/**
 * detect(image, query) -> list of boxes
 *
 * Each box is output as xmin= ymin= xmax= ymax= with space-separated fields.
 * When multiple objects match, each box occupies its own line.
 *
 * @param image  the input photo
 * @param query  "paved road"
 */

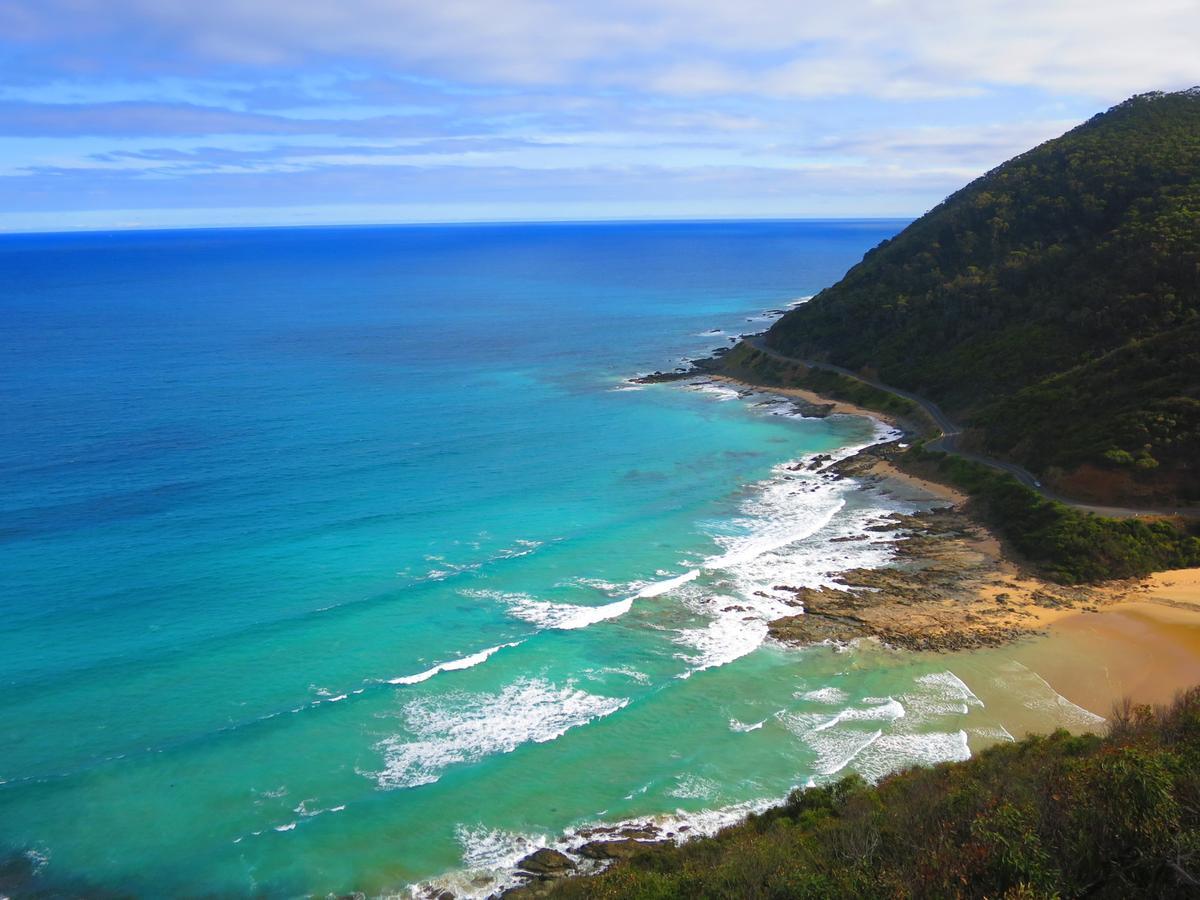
xmin=745 ymin=335 xmax=1197 ymax=520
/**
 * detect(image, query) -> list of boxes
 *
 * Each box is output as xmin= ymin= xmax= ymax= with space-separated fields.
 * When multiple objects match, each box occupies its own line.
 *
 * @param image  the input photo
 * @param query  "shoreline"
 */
xmin=708 ymin=368 xmax=1200 ymax=699
xmin=707 ymin=373 xmax=910 ymax=431
xmin=425 ymin=365 xmax=1200 ymax=899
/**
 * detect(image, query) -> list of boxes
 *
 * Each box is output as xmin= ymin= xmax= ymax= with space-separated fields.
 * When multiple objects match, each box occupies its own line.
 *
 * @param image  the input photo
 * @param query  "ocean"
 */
xmin=0 ymin=221 xmax=1103 ymax=897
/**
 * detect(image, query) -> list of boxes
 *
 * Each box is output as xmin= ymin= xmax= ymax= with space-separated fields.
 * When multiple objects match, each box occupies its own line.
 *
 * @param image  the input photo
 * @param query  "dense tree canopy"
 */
xmin=767 ymin=89 xmax=1200 ymax=504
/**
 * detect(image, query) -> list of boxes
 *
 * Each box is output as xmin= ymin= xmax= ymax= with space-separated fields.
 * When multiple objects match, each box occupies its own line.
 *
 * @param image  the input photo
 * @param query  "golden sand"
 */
xmin=717 ymin=372 xmax=1200 ymax=724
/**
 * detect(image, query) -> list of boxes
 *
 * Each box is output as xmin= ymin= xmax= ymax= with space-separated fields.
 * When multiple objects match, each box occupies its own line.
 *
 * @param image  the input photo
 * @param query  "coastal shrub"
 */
xmin=717 ymin=343 xmax=937 ymax=437
xmin=906 ymin=447 xmax=1200 ymax=583
xmin=548 ymin=690 xmax=1200 ymax=899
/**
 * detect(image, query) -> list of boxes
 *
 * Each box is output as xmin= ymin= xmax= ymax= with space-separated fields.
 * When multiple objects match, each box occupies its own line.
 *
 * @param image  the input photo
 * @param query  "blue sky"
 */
xmin=1 ymin=0 xmax=1197 ymax=231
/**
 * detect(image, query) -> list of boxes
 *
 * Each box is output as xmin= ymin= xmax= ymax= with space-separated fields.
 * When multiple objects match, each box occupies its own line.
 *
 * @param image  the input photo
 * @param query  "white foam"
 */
xmin=623 ymin=782 xmax=650 ymax=800
xmin=456 ymin=824 xmax=547 ymax=872
xmin=912 ymin=671 xmax=985 ymax=715
xmin=675 ymin=615 xmax=768 ymax=678
xmin=588 ymin=665 xmax=651 ymax=685
xmin=375 ymin=677 xmax=627 ymax=790
xmin=386 ymin=642 xmax=521 ymax=686
xmin=993 ymin=661 xmax=1106 ymax=727
xmin=668 ymin=447 xmax=910 ymax=676
xmin=969 ymin=725 xmax=1016 ymax=743
xmin=730 ymin=718 xmax=767 ymax=732
xmin=800 ymin=687 xmax=849 ymax=704
xmin=854 ymin=730 xmax=972 ymax=782
xmin=415 ymin=795 xmax=784 ymax=899
xmin=633 ymin=569 xmax=701 ymax=598
xmin=688 ymin=381 xmax=744 ymax=402
xmin=24 ymin=848 xmax=49 ymax=876
xmin=293 ymin=799 xmax=347 ymax=819
xmin=502 ymin=595 xmax=634 ymax=630
xmin=497 ymin=539 xmax=543 ymax=560
xmin=780 ymin=676 xmax=983 ymax=782
xmin=783 ymin=697 xmax=911 ymax=777
xmin=472 ymin=571 xmax=700 ymax=635
xmin=569 ymin=576 xmax=622 ymax=593
xmin=669 ymin=774 xmax=721 ymax=799
xmin=411 ymin=825 xmax=550 ymax=899
xmin=781 ymin=712 xmax=885 ymax=776
xmin=273 ymin=822 xmax=296 ymax=832
xmin=812 ymin=697 xmax=905 ymax=732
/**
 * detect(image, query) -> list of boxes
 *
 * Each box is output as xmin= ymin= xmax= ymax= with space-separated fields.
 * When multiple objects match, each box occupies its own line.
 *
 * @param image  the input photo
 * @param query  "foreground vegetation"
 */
xmin=767 ymin=89 xmax=1200 ymax=504
xmin=548 ymin=689 xmax=1200 ymax=899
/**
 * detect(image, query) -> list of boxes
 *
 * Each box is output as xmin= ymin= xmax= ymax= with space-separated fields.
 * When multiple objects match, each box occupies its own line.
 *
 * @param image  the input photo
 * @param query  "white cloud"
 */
xmin=1 ymin=0 xmax=1196 ymax=226
xmin=6 ymin=0 xmax=1197 ymax=100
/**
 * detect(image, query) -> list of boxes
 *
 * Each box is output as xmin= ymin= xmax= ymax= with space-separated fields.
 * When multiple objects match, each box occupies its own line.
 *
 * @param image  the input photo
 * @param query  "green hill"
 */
xmin=766 ymin=89 xmax=1200 ymax=506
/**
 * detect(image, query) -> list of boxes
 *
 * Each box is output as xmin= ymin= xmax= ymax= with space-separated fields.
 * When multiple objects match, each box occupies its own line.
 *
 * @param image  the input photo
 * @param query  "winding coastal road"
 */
xmin=744 ymin=335 xmax=1198 ymax=520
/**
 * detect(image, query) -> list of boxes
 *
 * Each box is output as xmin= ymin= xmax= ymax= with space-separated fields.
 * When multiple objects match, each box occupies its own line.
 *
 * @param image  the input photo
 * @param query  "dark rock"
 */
xmin=575 ymin=839 xmax=670 ymax=860
xmin=617 ymin=826 xmax=659 ymax=840
xmin=516 ymin=848 xmax=576 ymax=877
xmin=631 ymin=370 xmax=693 ymax=384
xmin=500 ymin=882 xmax=556 ymax=899
xmin=768 ymin=613 xmax=867 ymax=645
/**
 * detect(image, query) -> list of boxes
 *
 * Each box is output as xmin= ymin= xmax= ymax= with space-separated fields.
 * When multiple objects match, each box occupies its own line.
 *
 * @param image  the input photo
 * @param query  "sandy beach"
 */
xmin=714 ymin=373 xmax=1200 ymax=720
xmin=1023 ymin=573 xmax=1200 ymax=710
xmin=709 ymin=373 xmax=910 ymax=431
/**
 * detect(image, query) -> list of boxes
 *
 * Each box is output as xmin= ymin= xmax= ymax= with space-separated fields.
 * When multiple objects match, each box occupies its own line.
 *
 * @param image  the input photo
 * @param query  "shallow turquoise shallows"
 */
xmin=0 ymin=222 xmax=1099 ymax=898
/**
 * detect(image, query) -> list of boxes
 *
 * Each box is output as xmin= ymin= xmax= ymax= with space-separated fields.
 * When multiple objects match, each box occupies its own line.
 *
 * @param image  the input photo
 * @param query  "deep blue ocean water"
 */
xmin=1 ymin=221 xmax=1095 ymax=898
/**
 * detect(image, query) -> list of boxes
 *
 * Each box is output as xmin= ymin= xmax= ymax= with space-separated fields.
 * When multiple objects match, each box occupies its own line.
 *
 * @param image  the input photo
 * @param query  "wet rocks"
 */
xmin=630 ymin=370 xmax=694 ymax=384
xmin=768 ymin=613 xmax=869 ymax=645
xmin=786 ymin=400 xmax=834 ymax=419
xmin=516 ymin=849 xmax=576 ymax=878
xmin=499 ymin=882 xmax=556 ymax=899
xmin=763 ymin=503 xmax=1120 ymax=653
xmin=576 ymin=839 xmax=669 ymax=860
xmin=787 ymin=451 xmax=836 ymax=471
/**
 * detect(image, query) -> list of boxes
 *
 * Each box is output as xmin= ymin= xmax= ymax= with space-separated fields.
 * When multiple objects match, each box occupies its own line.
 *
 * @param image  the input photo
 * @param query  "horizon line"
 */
xmin=0 ymin=214 xmax=917 ymax=239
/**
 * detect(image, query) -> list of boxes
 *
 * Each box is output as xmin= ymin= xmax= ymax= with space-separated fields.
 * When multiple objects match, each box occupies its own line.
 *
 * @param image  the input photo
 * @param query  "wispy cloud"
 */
xmin=0 ymin=0 xmax=1196 ymax=227
xmin=0 ymin=101 xmax=465 ymax=138
xmin=6 ymin=0 xmax=1197 ymax=97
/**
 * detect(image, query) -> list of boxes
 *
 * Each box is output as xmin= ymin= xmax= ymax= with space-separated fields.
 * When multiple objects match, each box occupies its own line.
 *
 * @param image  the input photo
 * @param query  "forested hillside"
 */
xmin=766 ymin=89 xmax=1200 ymax=505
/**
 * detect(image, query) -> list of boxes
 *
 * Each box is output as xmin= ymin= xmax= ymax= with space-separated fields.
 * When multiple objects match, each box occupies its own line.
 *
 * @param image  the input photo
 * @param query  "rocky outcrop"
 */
xmin=767 ymin=504 xmax=1119 ymax=652
xmin=575 ymin=838 xmax=670 ymax=860
xmin=515 ymin=849 xmax=576 ymax=877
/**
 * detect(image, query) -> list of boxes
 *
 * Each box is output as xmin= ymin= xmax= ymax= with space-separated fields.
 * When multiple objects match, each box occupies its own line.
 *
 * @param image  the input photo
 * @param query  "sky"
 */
xmin=1 ymin=0 xmax=1198 ymax=231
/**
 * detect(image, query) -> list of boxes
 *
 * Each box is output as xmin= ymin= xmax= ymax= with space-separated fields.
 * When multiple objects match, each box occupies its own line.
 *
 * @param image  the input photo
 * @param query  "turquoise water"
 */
xmin=0 ymin=222 xmax=1102 ymax=897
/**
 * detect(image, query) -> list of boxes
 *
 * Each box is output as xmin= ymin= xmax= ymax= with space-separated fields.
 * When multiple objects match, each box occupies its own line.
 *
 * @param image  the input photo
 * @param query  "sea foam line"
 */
xmin=375 ymin=677 xmax=628 ymax=790
xmin=387 ymin=642 xmax=523 ymax=686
